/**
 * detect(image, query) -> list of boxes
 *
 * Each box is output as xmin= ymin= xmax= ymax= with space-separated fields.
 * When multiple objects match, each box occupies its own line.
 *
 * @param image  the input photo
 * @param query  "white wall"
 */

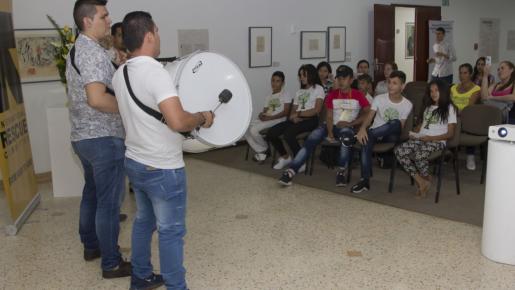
xmin=394 ymin=7 xmax=415 ymax=82
xmin=14 ymin=0 xmax=515 ymax=174
xmin=442 ymin=0 xmax=515 ymax=79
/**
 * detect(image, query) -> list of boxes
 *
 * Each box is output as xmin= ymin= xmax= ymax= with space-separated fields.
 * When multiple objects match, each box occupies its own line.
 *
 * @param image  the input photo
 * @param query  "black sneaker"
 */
xmin=278 ymin=169 xmax=294 ymax=186
xmin=102 ymin=260 xmax=132 ymax=279
xmin=336 ymin=170 xmax=347 ymax=187
xmin=351 ymin=179 xmax=370 ymax=193
xmin=130 ymin=273 xmax=164 ymax=290
xmin=84 ymin=248 xmax=101 ymax=261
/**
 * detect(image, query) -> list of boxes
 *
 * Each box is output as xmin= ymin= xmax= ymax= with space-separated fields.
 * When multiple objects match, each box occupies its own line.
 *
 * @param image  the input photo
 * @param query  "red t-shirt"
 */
xmin=325 ymin=89 xmax=369 ymax=109
xmin=325 ymin=89 xmax=370 ymax=124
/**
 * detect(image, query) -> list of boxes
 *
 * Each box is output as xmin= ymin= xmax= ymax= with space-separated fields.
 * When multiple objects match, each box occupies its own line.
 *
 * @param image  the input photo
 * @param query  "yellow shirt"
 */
xmin=451 ymin=84 xmax=480 ymax=111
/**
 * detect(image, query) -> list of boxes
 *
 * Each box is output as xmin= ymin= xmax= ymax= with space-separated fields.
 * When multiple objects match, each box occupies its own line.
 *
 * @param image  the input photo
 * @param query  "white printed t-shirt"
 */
xmin=419 ymin=104 xmax=457 ymax=144
xmin=263 ymin=90 xmax=291 ymax=117
xmin=370 ymin=93 xmax=413 ymax=129
xmin=293 ymin=84 xmax=325 ymax=112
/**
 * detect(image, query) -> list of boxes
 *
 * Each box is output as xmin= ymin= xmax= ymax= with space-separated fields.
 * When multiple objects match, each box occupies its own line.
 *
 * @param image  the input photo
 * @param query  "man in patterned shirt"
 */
xmin=66 ymin=0 xmax=130 ymax=278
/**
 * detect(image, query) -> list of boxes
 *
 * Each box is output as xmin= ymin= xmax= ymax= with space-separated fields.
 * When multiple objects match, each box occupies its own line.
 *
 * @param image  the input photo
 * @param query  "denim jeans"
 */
xmin=71 ymin=136 xmax=125 ymax=270
xmin=360 ymin=120 xmax=401 ymax=179
xmin=125 ymin=158 xmax=188 ymax=290
xmin=431 ymin=74 xmax=453 ymax=85
xmin=289 ymin=125 xmax=356 ymax=172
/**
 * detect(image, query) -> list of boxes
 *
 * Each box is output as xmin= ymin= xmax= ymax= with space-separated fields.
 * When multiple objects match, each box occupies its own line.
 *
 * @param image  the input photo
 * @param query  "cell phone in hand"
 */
xmin=486 ymin=56 xmax=492 ymax=66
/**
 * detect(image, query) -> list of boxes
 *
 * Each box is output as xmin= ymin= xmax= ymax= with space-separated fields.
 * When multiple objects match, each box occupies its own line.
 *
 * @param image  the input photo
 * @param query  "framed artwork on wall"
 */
xmin=300 ymin=31 xmax=327 ymax=59
xmin=14 ymin=29 xmax=61 ymax=83
xmin=405 ymin=22 xmax=415 ymax=59
xmin=249 ymin=26 xmax=272 ymax=68
xmin=327 ymin=26 xmax=346 ymax=63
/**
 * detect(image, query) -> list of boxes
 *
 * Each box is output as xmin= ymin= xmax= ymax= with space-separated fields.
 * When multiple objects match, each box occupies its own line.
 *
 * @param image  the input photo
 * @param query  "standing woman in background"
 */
xmin=481 ymin=61 xmax=515 ymax=124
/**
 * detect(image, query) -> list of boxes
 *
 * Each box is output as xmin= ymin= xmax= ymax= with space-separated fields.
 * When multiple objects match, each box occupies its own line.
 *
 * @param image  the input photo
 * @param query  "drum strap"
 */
xmin=70 ymin=45 xmax=116 ymax=96
xmin=123 ymin=65 xmax=167 ymax=124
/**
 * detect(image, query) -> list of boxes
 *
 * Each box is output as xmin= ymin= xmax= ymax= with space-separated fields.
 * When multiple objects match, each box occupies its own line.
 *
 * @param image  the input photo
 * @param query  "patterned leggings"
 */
xmin=394 ymin=140 xmax=445 ymax=177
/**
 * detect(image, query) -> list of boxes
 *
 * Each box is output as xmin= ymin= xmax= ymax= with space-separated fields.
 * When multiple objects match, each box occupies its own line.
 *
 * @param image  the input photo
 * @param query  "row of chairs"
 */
xmin=245 ymin=82 xmax=503 ymax=202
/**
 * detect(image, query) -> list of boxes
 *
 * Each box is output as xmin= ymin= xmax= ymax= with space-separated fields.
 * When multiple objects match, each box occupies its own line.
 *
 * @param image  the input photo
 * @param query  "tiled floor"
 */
xmin=1 ymin=158 xmax=515 ymax=290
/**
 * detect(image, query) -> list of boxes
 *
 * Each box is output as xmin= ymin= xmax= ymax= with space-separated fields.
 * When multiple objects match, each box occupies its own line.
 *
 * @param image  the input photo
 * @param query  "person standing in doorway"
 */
xmin=427 ymin=27 xmax=456 ymax=84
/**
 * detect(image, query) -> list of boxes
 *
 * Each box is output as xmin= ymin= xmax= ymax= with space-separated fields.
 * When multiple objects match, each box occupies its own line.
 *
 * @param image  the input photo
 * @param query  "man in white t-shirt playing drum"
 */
xmin=354 ymin=70 xmax=413 ymax=193
xmin=112 ymin=11 xmax=214 ymax=290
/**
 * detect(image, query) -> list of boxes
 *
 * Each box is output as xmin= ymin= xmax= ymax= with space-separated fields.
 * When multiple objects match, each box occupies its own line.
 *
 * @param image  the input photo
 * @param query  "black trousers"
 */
xmin=266 ymin=118 xmax=319 ymax=157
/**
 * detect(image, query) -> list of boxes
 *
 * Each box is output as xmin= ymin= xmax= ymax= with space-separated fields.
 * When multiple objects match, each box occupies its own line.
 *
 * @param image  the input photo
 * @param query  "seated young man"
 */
xmin=279 ymin=65 xmax=370 ymax=186
xmin=352 ymin=70 xmax=413 ymax=193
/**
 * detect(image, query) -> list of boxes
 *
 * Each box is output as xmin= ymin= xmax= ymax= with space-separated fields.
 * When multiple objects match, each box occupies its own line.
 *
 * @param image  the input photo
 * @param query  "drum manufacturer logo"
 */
xmin=192 ymin=61 xmax=203 ymax=74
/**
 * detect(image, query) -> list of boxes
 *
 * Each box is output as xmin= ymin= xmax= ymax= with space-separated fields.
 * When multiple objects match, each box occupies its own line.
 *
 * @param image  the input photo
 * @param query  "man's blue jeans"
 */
xmin=125 ymin=158 xmax=188 ymax=290
xmin=360 ymin=120 xmax=401 ymax=179
xmin=71 ymin=136 xmax=125 ymax=270
xmin=289 ymin=125 xmax=356 ymax=172
xmin=431 ymin=74 xmax=453 ymax=85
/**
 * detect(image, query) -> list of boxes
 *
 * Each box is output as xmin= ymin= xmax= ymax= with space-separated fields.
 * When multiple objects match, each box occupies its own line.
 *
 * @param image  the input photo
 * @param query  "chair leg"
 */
xmin=245 ymin=143 xmax=250 ymax=161
xmin=310 ymin=148 xmax=316 ymax=176
xmin=435 ymin=153 xmax=445 ymax=203
xmin=480 ymin=143 xmax=487 ymax=185
xmin=270 ymin=147 xmax=276 ymax=168
xmin=305 ymin=153 xmax=310 ymax=176
xmin=346 ymin=154 xmax=352 ymax=184
xmin=453 ymin=148 xmax=460 ymax=195
xmin=388 ymin=159 xmax=397 ymax=193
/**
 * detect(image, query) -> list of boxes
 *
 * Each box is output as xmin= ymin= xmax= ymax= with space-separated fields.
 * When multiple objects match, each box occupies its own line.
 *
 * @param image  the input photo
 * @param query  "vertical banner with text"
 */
xmin=0 ymin=0 xmax=39 ymax=229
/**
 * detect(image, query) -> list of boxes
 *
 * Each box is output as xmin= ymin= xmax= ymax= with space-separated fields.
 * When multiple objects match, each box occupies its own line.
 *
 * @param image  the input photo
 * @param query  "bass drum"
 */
xmin=164 ymin=51 xmax=252 ymax=153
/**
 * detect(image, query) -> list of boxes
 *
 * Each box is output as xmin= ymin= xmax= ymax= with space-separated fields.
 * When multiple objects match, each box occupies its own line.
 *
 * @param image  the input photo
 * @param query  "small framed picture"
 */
xmin=327 ymin=26 xmax=346 ymax=63
xmin=249 ymin=27 xmax=272 ymax=68
xmin=14 ymin=29 xmax=61 ymax=83
xmin=405 ymin=22 xmax=415 ymax=59
xmin=300 ymin=31 xmax=327 ymax=59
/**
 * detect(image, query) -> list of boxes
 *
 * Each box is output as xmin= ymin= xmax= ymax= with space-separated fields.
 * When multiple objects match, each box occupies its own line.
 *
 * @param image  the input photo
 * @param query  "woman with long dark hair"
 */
xmin=395 ymin=80 xmax=457 ymax=198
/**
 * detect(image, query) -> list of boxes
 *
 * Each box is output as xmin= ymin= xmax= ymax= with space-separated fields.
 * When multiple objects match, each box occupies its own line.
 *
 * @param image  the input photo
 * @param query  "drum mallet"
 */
xmin=212 ymin=89 xmax=233 ymax=113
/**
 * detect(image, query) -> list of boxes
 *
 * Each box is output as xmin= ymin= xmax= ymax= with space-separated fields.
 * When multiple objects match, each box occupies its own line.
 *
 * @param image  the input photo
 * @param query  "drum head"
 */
xmin=165 ymin=52 xmax=252 ymax=147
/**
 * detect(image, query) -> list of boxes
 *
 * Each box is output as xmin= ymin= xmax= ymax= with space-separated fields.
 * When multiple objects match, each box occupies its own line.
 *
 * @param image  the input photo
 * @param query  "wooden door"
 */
xmin=373 ymin=4 xmax=395 ymax=82
xmin=414 ymin=6 xmax=441 ymax=81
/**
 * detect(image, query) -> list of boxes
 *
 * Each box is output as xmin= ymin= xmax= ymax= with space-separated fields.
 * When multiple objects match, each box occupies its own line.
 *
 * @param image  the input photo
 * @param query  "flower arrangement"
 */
xmin=47 ymin=15 xmax=75 ymax=84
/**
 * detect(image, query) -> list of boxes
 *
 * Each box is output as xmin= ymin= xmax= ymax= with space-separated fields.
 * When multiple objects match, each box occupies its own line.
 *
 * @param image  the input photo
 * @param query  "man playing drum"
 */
xmin=112 ymin=11 xmax=214 ymax=290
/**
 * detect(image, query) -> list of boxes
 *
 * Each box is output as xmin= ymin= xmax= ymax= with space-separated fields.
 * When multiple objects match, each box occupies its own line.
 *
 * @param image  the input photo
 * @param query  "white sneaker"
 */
xmin=298 ymin=163 xmax=306 ymax=173
xmin=273 ymin=157 xmax=292 ymax=170
xmin=466 ymin=155 xmax=476 ymax=171
xmin=253 ymin=153 xmax=267 ymax=162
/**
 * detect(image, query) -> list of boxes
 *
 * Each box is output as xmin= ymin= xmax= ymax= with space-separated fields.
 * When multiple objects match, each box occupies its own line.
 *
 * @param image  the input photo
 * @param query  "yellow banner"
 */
xmin=0 ymin=0 xmax=38 ymax=220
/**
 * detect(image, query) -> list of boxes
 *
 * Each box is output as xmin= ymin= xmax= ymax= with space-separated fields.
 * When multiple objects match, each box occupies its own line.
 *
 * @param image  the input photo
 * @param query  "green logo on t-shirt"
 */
xmin=267 ymin=98 xmax=281 ymax=112
xmin=298 ymin=92 xmax=310 ymax=109
xmin=383 ymin=107 xmax=400 ymax=122
xmin=423 ymin=110 xmax=440 ymax=129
